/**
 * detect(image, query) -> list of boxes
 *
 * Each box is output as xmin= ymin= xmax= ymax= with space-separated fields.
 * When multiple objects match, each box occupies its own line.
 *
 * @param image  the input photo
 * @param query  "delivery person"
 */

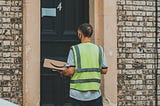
xmin=58 ymin=23 xmax=108 ymax=106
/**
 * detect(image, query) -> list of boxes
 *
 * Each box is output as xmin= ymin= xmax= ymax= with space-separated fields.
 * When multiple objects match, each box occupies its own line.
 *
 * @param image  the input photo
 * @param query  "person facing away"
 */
xmin=58 ymin=23 xmax=108 ymax=106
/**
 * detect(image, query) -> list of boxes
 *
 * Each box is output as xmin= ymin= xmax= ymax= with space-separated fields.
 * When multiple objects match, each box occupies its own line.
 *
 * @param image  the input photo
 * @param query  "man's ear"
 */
xmin=79 ymin=34 xmax=82 ymax=39
xmin=78 ymin=33 xmax=82 ymax=39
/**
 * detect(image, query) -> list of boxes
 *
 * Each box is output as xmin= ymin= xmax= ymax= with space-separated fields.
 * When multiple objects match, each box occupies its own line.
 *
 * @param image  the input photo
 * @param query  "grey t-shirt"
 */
xmin=66 ymin=48 xmax=108 ymax=101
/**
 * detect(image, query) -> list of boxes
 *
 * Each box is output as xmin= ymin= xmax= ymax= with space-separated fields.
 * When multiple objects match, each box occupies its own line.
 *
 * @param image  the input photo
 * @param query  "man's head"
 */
xmin=77 ymin=23 xmax=93 ymax=39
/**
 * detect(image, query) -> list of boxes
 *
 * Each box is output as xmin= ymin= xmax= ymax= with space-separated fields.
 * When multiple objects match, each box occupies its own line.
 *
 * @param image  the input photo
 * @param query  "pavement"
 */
xmin=0 ymin=98 xmax=19 ymax=106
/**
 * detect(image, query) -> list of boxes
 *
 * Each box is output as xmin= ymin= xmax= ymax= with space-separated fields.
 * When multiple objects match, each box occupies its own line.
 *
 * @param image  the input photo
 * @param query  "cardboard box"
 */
xmin=43 ymin=58 xmax=66 ymax=71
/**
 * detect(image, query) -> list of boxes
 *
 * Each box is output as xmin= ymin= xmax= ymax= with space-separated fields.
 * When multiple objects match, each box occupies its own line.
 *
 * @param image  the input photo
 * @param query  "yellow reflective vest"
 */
xmin=70 ymin=42 xmax=103 ymax=91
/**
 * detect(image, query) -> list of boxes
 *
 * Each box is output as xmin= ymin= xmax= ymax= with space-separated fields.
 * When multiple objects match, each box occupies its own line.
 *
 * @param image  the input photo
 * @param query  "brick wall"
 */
xmin=117 ymin=0 xmax=160 ymax=106
xmin=0 ymin=0 xmax=23 ymax=105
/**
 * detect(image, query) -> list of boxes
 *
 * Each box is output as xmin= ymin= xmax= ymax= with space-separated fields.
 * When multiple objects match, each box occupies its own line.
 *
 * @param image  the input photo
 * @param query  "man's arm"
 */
xmin=59 ymin=49 xmax=75 ymax=76
xmin=101 ymin=48 xmax=108 ymax=74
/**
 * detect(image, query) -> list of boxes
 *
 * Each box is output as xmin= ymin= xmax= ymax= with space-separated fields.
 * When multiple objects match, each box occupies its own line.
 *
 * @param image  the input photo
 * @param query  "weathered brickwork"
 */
xmin=117 ymin=0 xmax=160 ymax=106
xmin=0 ymin=0 xmax=23 ymax=105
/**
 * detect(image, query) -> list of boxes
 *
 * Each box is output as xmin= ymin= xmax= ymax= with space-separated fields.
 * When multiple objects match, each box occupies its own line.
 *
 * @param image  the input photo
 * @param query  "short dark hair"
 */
xmin=78 ymin=23 xmax=93 ymax=37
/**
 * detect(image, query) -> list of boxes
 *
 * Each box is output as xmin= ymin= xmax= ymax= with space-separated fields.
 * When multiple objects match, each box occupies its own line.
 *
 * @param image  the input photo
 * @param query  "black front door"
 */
xmin=40 ymin=0 xmax=89 ymax=106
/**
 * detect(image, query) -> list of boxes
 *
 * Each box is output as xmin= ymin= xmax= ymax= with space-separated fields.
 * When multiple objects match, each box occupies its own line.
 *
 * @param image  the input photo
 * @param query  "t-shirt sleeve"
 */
xmin=66 ymin=49 xmax=75 ymax=67
xmin=99 ymin=46 xmax=108 ymax=69
xmin=102 ymin=54 xmax=108 ymax=69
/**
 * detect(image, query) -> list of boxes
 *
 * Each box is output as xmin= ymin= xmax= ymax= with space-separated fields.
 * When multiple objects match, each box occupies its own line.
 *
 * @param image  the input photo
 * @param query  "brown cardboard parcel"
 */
xmin=43 ymin=58 xmax=66 ymax=71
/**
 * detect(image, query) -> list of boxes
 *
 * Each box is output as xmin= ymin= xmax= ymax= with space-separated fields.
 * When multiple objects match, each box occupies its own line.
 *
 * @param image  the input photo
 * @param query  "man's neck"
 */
xmin=81 ymin=37 xmax=91 ymax=43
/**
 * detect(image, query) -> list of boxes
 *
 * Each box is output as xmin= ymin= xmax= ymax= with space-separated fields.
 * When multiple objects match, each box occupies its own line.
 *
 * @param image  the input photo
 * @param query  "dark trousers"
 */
xmin=70 ymin=96 xmax=103 ymax=106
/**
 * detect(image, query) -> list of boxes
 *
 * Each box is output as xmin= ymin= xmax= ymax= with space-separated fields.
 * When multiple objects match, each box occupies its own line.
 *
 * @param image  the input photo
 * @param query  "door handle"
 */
xmin=57 ymin=2 xmax=62 ymax=11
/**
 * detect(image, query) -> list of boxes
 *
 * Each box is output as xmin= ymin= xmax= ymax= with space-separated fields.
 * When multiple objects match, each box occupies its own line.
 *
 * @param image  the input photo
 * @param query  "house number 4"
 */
xmin=57 ymin=2 xmax=62 ymax=11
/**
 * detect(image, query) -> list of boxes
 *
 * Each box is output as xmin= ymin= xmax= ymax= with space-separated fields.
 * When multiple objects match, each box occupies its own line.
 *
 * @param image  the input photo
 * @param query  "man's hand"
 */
xmin=101 ymin=68 xmax=108 ymax=74
xmin=58 ymin=67 xmax=75 ymax=77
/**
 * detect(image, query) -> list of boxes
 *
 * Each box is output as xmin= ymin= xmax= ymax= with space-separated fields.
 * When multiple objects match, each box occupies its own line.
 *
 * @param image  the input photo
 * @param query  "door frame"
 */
xmin=23 ymin=0 xmax=109 ymax=105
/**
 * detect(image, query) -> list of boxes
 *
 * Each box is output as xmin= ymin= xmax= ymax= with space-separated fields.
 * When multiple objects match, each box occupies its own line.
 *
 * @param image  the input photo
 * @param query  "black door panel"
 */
xmin=41 ymin=0 xmax=89 ymax=106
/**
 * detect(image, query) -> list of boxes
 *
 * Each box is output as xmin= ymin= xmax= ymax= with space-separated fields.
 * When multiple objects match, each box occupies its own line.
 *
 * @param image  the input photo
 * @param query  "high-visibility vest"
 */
xmin=70 ymin=42 xmax=103 ymax=91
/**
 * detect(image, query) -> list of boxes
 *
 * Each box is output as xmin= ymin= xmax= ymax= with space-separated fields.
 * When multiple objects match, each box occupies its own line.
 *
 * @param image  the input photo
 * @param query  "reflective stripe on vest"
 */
xmin=70 ymin=79 xmax=101 ymax=83
xmin=70 ymin=43 xmax=103 ymax=91
xmin=75 ymin=68 xmax=101 ymax=73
